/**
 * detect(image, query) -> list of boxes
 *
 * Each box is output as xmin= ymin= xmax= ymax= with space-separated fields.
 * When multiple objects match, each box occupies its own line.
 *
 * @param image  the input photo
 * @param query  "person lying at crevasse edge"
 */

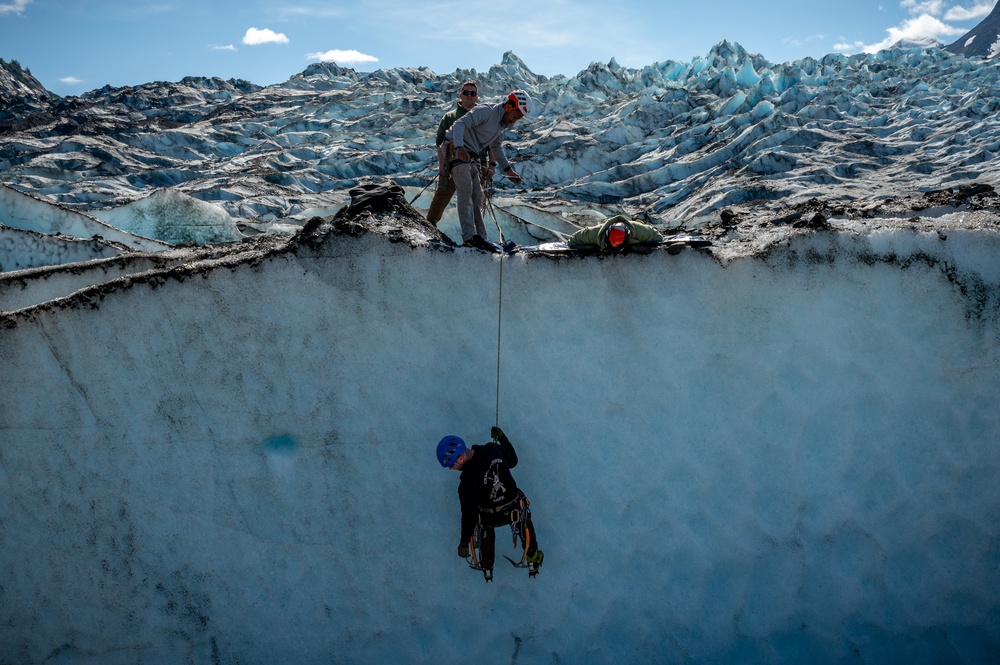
xmin=567 ymin=214 xmax=664 ymax=252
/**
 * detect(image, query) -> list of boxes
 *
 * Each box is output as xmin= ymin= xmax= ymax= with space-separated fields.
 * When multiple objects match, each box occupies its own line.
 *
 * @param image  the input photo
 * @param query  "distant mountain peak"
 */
xmin=890 ymin=36 xmax=944 ymax=50
xmin=0 ymin=58 xmax=52 ymax=102
xmin=946 ymin=1 xmax=1000 ymax=57
xmin=297 ymin=61 xmax=357 ymax=80
xmin=488 ymin=51 xmax=547 ymax=88
xmin=0 ymin=57 xmax=55 ymax=122
xmin=708 ymin=40 xmax=749 ymax=61
xmin=500 ymin=51 xmax=528 ymax=68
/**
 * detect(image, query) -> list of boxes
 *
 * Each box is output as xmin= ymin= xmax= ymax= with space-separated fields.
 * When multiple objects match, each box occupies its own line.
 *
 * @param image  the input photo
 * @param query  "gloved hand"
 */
xmin=491 ymin=426 xmax=507 ymax=443
xmin=458 ymin=542 xmax=470 ymax=558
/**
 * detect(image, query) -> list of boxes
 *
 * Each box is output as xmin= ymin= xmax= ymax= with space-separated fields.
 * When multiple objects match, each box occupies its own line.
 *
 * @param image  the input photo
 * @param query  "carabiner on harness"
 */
xmin=508 ymin=495 xmax=530 ymax=554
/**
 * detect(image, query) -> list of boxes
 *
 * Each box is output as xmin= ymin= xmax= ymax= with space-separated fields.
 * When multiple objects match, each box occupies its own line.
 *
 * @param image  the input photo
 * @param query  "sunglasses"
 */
xmin=461 ymin=90 xmax=478 ymax=96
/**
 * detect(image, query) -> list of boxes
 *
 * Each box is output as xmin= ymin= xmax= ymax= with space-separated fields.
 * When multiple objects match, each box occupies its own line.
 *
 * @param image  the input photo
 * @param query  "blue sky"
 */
xmin=1 ymin=0 xmax=995 ymax=95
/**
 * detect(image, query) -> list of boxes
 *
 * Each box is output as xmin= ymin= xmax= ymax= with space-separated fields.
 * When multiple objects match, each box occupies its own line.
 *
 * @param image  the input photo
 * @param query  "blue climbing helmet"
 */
xmin=437 ymin=435 xmax=466 ymax=468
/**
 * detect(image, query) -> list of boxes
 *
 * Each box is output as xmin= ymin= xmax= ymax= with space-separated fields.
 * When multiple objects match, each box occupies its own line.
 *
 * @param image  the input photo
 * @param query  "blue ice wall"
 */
xmin=1 ymin=229 xmax=999 ymax=663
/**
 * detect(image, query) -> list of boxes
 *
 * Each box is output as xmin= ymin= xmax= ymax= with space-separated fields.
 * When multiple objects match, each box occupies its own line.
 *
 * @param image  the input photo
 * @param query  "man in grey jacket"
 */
xmin=446 ymin=89 xmax=532 ymax=247
xmin=426 ymin=80 xmax=489 ymax=225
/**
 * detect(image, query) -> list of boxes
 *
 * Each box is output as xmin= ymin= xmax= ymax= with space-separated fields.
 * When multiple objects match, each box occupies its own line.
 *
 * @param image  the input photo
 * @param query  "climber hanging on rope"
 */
xmin=437 ymin=427 xmax=543 ymax=582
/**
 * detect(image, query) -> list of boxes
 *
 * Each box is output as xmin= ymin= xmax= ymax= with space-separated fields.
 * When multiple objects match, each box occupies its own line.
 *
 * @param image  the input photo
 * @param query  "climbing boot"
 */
xmin=526 ymin=550 xmax=544 ymax=577
xmin=464 ymin=235 xmax=497 ymax=252
xmin=483 ymin=567 xmax=493 ymax=582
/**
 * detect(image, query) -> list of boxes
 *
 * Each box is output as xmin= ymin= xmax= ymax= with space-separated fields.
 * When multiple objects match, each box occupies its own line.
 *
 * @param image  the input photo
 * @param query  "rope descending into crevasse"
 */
xmin=494 ymin=246 xmax=503 ymax=427
xmin=484 ymin=178 xmax=504 ymax=428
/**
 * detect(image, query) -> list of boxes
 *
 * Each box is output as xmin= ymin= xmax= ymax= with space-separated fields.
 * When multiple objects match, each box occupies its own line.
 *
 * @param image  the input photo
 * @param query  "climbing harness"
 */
xmin=465 ymin=495 xmax=537 ymax=581
xmin=505 ymin=495 xmax=531 ymax=562
xmin=501 ymin=495 xmax=542 ymax=578
xmin=466 ymin=524 xmax=492 ymax=582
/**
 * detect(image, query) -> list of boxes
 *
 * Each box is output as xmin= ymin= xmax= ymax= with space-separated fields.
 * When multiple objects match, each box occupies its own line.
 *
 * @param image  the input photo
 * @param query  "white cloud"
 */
xmin=212 ymin=44 xmax=237 ymax=51
xmin=782 ymin=34 xmax=828 ymax=49
xmin=306 ymin=49 xmax=379 ymax=65
xmin=59 ymin=76 xmax=83 ymax=85
xmin=242 ymin=27 xmax=289 ymax=46
xmin=901 ymin=0 xmax=945 ymax=15
xmin=864 ymin=13 xmax=967 ymax=52
xmin=834 ymin=40 xmax=868 ymax=52
xmin=944 ymin=1 xmax=995 ymax=21
xmin=0 ymin=0 xmax=32 ymax=15
xmin=860 ymin=0 xmax=986 ymax=53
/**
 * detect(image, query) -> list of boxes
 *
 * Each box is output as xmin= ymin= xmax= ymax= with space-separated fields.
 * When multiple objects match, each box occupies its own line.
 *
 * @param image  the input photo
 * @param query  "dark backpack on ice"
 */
xmin=343 ymin=182 xmax=408 ymax=217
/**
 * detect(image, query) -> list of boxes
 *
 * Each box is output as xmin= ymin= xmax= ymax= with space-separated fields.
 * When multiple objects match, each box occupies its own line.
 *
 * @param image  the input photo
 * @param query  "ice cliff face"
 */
xmin=1 ymin=45 xmax=999 ymax=231
xmin=1 ymin=213 xmax=999 ymax=662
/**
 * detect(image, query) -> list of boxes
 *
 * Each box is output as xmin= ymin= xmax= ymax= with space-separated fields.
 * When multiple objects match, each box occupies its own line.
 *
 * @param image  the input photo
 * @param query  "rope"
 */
xmin=408 ymin=172 xmax=438 ymax=205
xmin=485 ymin=173 xmax=505 ymax=428
xmin=490 ymin=203 xmax=571 ymax=241
xmin=487 ymin=172 xmax=572 ymax=241
xmin=494 ymin=248 xmax=503 ymax=426
xmin=493 ymin=209 xmax=504 ymax=428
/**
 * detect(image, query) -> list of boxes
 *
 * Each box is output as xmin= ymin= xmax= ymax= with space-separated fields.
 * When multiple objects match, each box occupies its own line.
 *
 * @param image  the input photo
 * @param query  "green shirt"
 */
xmin=435 ymin=102 xmax=468 ymax=146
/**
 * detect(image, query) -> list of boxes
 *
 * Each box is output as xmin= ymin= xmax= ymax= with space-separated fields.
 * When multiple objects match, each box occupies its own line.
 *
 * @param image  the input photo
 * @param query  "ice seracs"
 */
xmin=93 ymin=188 xmax=245 ymax=245
xmin=1 ymin=184 xmax=170 ymax=257
xmin=1 ymin=43 xmax=998 ymax=248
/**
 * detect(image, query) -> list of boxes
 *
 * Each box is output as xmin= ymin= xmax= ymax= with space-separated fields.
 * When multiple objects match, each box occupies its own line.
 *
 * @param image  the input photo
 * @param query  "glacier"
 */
xmin=1 ymin=44 xmax=999 ymax=242
xmin=1 ymin=42 xmax=1000 ymax=664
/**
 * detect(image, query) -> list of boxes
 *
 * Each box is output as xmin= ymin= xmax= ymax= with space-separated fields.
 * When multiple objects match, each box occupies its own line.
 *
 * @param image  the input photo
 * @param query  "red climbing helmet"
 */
xmin=508 ymin=90 xmax=532 ymax=116
xmin=606 ymin=222 xmax=630 ymax=250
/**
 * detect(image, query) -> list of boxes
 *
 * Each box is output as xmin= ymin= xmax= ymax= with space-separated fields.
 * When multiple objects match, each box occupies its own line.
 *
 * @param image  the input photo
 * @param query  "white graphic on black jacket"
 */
xmin=457 ymin=440 xmax=520 ymax=545
xmin=488 ymin=465 xmax=507 ymax=502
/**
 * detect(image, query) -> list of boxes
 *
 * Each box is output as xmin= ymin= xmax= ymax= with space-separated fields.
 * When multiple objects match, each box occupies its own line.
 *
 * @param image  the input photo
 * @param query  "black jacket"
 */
xmin=457 ymin=438 xmax=519 ymax=544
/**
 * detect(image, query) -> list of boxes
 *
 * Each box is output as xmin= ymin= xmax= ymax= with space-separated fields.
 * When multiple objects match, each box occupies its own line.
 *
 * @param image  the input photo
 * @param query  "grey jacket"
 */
xmin=447 ymin=103 xmax=513 ymax=171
